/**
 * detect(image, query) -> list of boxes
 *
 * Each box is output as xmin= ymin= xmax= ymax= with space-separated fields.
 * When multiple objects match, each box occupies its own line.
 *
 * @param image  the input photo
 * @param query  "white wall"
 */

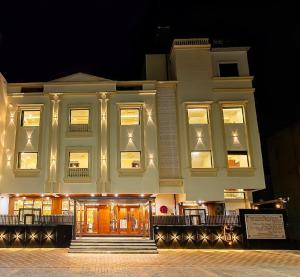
xmin=0 ymin=194 xmax=9 ymax=214
xmin=109 ymin=93 xmax=159 ymax=194
xmin=169 ymin=45 xmax=265 ymax=201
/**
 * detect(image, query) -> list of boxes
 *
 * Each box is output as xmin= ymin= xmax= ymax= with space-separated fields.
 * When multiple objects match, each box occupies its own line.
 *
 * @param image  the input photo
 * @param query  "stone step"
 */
xmin=71 ymin=243 xmax=156 ymax=246
xmin=70 ymin=245 xmax=157 ymax=249
xmin=69 ymin=249 xmax=158 ymax=254
xmin=69 ymin=238 xmax=158 ymax=254
xmin=72 ymin=239 xmax=155 ymax=243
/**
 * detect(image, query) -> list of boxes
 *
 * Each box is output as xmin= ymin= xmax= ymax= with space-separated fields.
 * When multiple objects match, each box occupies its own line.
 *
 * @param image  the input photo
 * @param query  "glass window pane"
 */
xmin=188 ymin=108 xmax=208 ymax=124
xmin=14 ymin=200 xmax=23 ymax=211
xmin=120 ymin=109 xmax=139 ymax=125
xmin=34 ymin=200 xmax=42 ymax=209
xmin=70 ymin=109 xmax=89 ymax=125
xmin=62 ymin=199 xmax=69 ymax=211
xmin=227 ymin=153 xmax=249 ymax=168
xmin=21 ymin=110 xmax=40 ymax=126
xmin=224 ymin=192 xmax=245 ymax=199
xmin=191 ymin=151 xmax=212 ymax=168
xmin=121 ymin=152 xmax=141 ymax=168
xmin=223 ymin=107 xmax=244 ymax=124
xmin=69 ymin=152 xmax=89 ymax=168
xmin=19 ymin=152 xmax=38 ymax=169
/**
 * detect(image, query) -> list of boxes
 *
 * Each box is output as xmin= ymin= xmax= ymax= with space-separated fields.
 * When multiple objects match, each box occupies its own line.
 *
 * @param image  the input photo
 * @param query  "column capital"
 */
xmin=49 ymin=93 xmax=62 ymax=102
xmin=97 ymin=92 xmax=110 ymax=101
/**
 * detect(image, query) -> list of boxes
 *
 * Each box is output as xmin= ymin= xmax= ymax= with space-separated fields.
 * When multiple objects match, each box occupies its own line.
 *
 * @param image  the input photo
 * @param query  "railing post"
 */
xmin=149 ymin=200 xmax=154 ymax=240
xmin=72 ymin=200 xmax=77 ymax=240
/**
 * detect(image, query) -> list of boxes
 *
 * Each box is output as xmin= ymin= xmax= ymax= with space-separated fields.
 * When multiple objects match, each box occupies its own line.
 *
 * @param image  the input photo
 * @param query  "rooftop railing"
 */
xmin=172 ymin=38 xmax=210 ymax=47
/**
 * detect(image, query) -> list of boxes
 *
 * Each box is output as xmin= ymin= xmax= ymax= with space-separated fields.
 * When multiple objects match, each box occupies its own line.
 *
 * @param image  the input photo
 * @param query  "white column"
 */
xmin=97 ymin=92 xmax=110 ymax=192
xmin=46 ymin=94 xmax=61 ymax=192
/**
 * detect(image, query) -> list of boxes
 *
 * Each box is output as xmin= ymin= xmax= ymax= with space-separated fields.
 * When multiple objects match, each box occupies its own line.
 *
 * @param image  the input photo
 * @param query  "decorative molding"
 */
xmin=212 ymin=76 xmax=254 ymax=82
xmin=190 ymin=168 xmax=218 ymax=177
xmin=159 ymin=179 xmax=183 ymax=187
xmin=227 ymin=167 xmax=256 ymax=177
xmin=213 ymin=88 xmax=255 ymax=93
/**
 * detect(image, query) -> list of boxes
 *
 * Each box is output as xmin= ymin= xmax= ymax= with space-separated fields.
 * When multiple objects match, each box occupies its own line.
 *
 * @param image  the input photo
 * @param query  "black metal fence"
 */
xmin=0 ymin=214 xmax=73 ymax=225
xmin=153 ymin=215 xmax=240 ymax=226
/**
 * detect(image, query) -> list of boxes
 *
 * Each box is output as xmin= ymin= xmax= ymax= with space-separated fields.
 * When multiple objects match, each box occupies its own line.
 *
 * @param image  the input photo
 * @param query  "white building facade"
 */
xmin=0 ymin=39 xmax=265 ymax=236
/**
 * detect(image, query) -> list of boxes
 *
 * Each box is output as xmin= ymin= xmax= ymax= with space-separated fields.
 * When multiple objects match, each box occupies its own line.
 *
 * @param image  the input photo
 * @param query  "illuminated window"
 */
xmin=121 ymin=151 xmax=141 ymax=169
xmin=18 ymin=152 xmax=38 ymax=169
xmin=69 ymin=152 xmax=89 ymax=168
xmin=227 ymin=151 xmax=249 ymax=168
xmin=224 ymin=191 xmax=245 ymax=199
xmin=191 ymin=151 xmax=212 ymax=168
xmin=21 ymin=110 xmax=40 ymax=126
xmin=42 ymin=199 xmax=52 ymax=215
xmin=70 ymin=109 xmax=89 ymax=125
xmin=188 ymin=108 xmax=208 ymax=124
xmin=223 ymin=107 xmax=244 ymax=124
xmin=67 ymin=151 xmax=89 ymax=178
xmin=120 ymin=109 xmax=140 ymax=125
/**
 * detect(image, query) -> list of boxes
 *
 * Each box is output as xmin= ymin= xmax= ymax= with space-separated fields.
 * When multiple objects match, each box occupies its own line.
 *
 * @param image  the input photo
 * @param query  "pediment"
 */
xmin=49 ymin=72 xmax=111 ymax=83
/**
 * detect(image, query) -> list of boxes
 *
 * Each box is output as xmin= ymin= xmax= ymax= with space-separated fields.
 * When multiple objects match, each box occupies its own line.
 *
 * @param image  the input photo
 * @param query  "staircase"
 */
xmin=68 ymin=237 xmax=158 ymax=254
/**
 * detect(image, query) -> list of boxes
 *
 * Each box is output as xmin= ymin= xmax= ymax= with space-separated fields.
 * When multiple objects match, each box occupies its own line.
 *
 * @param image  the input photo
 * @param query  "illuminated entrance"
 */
xmin=73 ymin=196 xmax=152 ymax=237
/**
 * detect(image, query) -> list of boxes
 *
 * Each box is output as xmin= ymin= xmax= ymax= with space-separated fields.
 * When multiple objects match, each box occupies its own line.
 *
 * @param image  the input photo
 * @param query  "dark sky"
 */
xmin=0 ymin=1 xmax=299 ymax=199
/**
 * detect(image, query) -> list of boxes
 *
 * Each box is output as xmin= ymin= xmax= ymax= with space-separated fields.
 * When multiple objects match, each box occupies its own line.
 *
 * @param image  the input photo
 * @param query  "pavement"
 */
xmin=0 ymin=248 xmax=300 ymax=276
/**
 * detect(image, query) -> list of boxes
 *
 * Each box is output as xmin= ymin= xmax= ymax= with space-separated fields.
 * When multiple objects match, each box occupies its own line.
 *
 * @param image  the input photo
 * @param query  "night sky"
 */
xmin=0 ymin=1 xmax=299 ymax=199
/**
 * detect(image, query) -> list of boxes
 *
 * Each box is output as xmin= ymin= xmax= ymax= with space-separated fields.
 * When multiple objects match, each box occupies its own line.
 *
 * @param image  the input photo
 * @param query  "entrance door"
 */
xmin=85 ymin=207 xmax=98 ymax=233
xmin=79 ymin=203 xmax=149 ymax=236
xmin=98 ymin=206 xmax=110 ymax=234
xmin=118 ymin=206 xmax=140 ymax=235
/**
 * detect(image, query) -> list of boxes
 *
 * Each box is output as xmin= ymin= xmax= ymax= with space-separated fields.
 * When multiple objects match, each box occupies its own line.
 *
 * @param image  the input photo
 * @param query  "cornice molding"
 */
xmin=213 ymin=88 xmax=255 ymax=93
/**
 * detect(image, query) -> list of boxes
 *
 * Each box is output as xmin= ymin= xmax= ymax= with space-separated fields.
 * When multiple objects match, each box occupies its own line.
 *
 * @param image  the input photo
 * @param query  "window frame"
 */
xmin=217 ymin=61 xmax=240 ymax=77
xmin=227 ymin=150 xmax=249 ymax=168
xmin=120 ymin=108 xmax=140 ymax=126
xmin=184 ymin=102 xmax=216 ymax=176
xmin=20 ymin=110 xmax=41 ymax=127
xmin=66 ymin=105 xmax=92 ymax=137
xmin=64 ymin=147 xmax=92 ymax=183
xmin=117 ymin=102 xmax=145 ymax=175
xmin=18 ymin=152 xmax=39 ymax=170
xmin=190 ymin=150 xmax=213 ymax=169
xmin=14 ymin=104 xmax=44 ymax=177
xmin=120 ymin=151 xmax=142 ymax=169
xmin=220 ymin=101 xmax=255 ymax=176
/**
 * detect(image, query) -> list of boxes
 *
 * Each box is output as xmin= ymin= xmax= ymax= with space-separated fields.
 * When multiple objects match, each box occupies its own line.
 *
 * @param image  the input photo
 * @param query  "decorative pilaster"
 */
xmin=46 ymin=94 xmax=61 ymax=192
xmin=97 ymin=92 xmax=110 ymax=192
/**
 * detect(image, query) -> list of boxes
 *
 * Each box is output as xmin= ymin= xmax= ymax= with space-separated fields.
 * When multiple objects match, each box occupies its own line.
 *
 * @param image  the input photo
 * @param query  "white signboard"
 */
xmin=120 ymin=219 xmax=127 ymax=229
xmin=245 ymin=214 xmax=286 ymax=239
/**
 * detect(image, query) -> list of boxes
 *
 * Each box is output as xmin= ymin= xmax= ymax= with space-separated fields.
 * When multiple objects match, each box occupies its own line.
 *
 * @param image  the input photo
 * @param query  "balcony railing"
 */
xmin=69 ymin=124 xmax=90 ymax=132
xmin=68 ymin=167 xmax=89 ymax=178
xmin=0 ymin=214 xmax=73 ymax=225
xmin=153 ymin=215 xmax=240 ymax=226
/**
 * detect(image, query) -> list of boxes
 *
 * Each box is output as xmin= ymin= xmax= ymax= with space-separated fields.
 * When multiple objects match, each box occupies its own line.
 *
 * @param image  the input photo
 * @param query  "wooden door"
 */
xmin=85 ymin=207 xmax=99 ymax=233
xmin=98 ymin=206 xmax=110 ymax=234
xmin=118 ymin=207 xmax=128 ymax=234
xmin=117 ymin=206 xmax=141 ymax=235
xmin=128 ymin=207 xmax=140 ymax=234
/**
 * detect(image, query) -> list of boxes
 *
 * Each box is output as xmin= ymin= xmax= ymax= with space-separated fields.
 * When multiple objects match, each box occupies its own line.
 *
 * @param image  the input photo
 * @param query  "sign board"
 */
xmin=245 ymin=214 xmax=286 ymax=239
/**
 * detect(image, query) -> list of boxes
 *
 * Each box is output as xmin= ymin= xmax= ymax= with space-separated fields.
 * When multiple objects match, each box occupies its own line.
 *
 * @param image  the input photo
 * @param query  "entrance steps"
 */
xmin=69 ymin=238 xmax=158 ymax=254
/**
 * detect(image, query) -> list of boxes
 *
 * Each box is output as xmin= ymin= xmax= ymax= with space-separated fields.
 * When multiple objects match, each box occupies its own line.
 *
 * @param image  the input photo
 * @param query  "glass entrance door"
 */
xmin=85 ymin=207 xmax=98 ymax=233
xmin=77 ymin=202 xmax=150 ymax=236
xmin=118 ymin=206 xmax=140 ymax=235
